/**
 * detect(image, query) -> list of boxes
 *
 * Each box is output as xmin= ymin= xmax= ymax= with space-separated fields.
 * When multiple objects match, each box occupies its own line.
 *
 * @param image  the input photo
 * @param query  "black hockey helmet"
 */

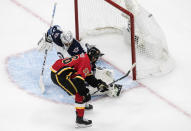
xmin=87 ymin=46 xmax=104 ymax=63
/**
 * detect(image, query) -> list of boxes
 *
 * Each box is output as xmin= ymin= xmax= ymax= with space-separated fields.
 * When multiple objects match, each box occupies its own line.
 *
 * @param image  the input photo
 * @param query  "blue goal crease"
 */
xmin=6 ymin=49 xmax=139 ymax=104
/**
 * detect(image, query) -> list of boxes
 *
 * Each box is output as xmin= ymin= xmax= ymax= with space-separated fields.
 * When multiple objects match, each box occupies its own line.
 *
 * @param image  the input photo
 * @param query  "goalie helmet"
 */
xmin=47 ymin=25 xmax=63 ymax=36
xmin=87 ymin=46 xmax=104 ymax=63
xmin=60 ymin=31 xmax=73 ymax=47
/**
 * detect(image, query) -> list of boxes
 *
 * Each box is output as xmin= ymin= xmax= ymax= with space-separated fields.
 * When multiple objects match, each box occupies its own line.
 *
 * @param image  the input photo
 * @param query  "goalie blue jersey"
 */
xmin=67 ymin=39 xmax=85 ymax=56
xmin=48 ymin=25 xmax=85 ymax=58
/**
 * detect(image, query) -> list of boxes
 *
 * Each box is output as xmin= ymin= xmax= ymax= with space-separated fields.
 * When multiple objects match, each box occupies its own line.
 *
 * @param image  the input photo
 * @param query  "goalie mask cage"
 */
xmin=74 ymin=0 xmax=174 ymax=80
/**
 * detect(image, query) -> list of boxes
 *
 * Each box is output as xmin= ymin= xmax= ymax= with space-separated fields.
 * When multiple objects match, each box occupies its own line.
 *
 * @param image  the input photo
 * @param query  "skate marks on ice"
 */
xmin=6 ymin=49 xmax=140 ymax=104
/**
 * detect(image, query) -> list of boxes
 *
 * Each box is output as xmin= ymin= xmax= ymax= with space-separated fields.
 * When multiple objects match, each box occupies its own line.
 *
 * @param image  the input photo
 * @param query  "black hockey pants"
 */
xmin=51 ymin=67 xmax=78 ymax=96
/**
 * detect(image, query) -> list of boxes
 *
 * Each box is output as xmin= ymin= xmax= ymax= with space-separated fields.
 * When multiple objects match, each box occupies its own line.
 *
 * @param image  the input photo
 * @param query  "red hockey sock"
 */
xmin=75 ymin=93 xmax=85 ymax=117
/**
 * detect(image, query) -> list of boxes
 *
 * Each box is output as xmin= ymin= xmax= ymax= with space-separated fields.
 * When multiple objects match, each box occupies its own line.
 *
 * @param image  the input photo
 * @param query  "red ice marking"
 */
xmin=142 ymin=86 xmax=191 ymax=119
xmin=10 ymin=0 xmax=191 ymax=119
xmin=5 ymin=50 xmax=73 ymax=106
xmin=10 ymin=0 xmax=50 ymax=26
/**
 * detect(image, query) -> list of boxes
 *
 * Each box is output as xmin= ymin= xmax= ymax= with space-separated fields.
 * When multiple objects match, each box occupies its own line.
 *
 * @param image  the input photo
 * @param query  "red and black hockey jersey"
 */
xmin=50 ymin=53 xmax=92 ymax=79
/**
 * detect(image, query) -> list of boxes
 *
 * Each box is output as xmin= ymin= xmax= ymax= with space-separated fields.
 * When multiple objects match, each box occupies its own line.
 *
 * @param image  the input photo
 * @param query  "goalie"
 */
xmin=37 ymin=25 xmax=99 ymax=72
xmin=37 ymin=25 xmax=123 ymax=98
xmin=37 ymin=25 xmax=86 ymax=59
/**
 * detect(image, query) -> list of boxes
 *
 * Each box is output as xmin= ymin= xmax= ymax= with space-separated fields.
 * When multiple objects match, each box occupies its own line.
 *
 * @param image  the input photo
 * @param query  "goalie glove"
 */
xmin=107 ymin=84 xmax=122 ymax=97
xmin=45 ymin=32 xmax=53 ymax=43
xmin=37 ymin=33 xmax=53 ymax=53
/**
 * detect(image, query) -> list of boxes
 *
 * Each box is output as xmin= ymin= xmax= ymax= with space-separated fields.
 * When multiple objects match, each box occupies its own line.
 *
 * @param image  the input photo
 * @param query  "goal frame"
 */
xmin=74 ymin=0 xmax=137 ymax=80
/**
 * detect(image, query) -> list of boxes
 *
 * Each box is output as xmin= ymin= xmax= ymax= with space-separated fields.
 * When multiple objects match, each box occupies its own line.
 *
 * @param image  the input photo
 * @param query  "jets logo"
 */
xmin=54 ymin=33 xmax=59 ymax=38
xmin=73 ymin=47 xmax=79 ymax=53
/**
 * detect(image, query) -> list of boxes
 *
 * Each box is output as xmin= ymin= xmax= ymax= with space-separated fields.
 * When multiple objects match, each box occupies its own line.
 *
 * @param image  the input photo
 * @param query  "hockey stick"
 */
xmin=92 ymin=63 xmax=136 ymax=95
xmin=39 ymin=2 xmax=57 ymax=94
xmin=108 ymin=63 xmax=136 ymax=86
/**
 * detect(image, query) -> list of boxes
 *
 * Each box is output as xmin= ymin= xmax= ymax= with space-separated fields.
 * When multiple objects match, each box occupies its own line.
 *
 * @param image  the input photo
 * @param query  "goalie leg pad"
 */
xmin=95 ymin=67 xmax=114 ymax=84
xmin=107 ymin=84 xmax=122 ymax=97
xmin=89 ymin=84 xmax=122 ymax=97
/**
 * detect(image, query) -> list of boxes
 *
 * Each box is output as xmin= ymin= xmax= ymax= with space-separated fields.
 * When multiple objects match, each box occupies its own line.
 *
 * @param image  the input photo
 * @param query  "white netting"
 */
xmin=77 ymin=0 xmax=174 ymax=79
xmin=78 ymin=0 xmax=128 ymax=38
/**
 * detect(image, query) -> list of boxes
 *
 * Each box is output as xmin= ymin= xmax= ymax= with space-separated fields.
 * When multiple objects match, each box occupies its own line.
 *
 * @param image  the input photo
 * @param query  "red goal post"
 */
xmin=74 ymin=0 xmax=137 ymax=80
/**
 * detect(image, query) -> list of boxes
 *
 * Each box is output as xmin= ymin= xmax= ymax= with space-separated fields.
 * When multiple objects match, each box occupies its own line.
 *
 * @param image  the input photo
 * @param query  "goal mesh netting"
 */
xmin=74 ymin=0 xmax=174 ymax=79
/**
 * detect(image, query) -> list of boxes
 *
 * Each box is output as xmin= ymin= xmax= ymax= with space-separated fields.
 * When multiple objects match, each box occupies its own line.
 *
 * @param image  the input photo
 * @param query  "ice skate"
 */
xmin=75 ymin=116 xmax=92 ymax=128
xmin=85 ymin=103 xmax=93 ymax=110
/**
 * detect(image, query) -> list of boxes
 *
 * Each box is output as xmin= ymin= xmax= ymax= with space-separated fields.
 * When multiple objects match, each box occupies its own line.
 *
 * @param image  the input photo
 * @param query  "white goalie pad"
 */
xmin=88 ymin=67 xmax=122 ymax=97
xmin=95 ymin=67 xmax=114 ymax=85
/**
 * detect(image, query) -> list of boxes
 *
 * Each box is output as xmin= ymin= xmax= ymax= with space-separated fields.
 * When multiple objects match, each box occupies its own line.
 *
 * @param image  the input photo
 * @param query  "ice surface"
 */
xmin=1 ymin=0 xmax=191 ymax=131
xmin=6 ymin=49 xmax=139 ymax=104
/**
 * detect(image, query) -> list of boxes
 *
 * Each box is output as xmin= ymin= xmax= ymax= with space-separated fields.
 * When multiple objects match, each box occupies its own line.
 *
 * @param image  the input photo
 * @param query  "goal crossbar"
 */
xmin=74 ymin=0 xmax=137 ymax=80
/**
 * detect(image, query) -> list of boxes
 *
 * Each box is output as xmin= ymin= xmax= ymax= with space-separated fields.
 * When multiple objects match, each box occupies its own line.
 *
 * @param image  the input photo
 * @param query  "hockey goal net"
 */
xmin=74 ymin=0 xmax=174 ymax=80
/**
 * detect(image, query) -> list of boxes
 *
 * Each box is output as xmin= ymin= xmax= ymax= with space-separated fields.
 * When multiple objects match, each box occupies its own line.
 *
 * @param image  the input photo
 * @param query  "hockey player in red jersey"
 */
xmin=50 ymin=46 xmax=107 ymax=128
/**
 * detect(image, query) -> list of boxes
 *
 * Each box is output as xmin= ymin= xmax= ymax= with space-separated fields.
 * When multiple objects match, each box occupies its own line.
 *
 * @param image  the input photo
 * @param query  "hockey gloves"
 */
xmin=37 ymin=33 xmax=53 ymax=53
xmin=97 ymin=79 xmax=108 ymax=92
xmin=45 ymin=32 xmax=53 ymax=43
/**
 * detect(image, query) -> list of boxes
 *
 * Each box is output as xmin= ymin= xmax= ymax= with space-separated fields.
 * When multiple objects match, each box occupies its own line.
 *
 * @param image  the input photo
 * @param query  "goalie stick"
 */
xmin=108 ymin=63 xmax=136 ymax=86
xmin=92 ymin=63 xmax=136 ymax=95
xmin=39 ymin=2 xmax=57 ymax=94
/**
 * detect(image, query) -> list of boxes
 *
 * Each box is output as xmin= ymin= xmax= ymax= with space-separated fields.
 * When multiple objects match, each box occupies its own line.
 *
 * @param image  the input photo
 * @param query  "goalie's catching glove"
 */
xmin=97 ymin=79 xmax=109 ymax=92
xmin=37 ymin=33 xmax=53 ymax=53
xmin=45 ymin=32 xmax=53 ymax=43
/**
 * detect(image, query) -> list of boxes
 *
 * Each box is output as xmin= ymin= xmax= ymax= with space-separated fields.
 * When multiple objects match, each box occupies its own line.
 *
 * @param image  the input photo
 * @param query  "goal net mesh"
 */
xmin=76 ymin=0 xmax=174 ymax=79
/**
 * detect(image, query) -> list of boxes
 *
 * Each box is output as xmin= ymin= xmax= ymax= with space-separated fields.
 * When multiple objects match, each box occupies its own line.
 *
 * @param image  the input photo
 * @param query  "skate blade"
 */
xmin=75 ymin=123 xmax=92 ymax=128
xmin=117 ymin=86 xmax=122 ymax=96
xmin=85 ymin=107 xmax=93 ymax=111
xmin=85 ymin=109 xmax=93 ymax=111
